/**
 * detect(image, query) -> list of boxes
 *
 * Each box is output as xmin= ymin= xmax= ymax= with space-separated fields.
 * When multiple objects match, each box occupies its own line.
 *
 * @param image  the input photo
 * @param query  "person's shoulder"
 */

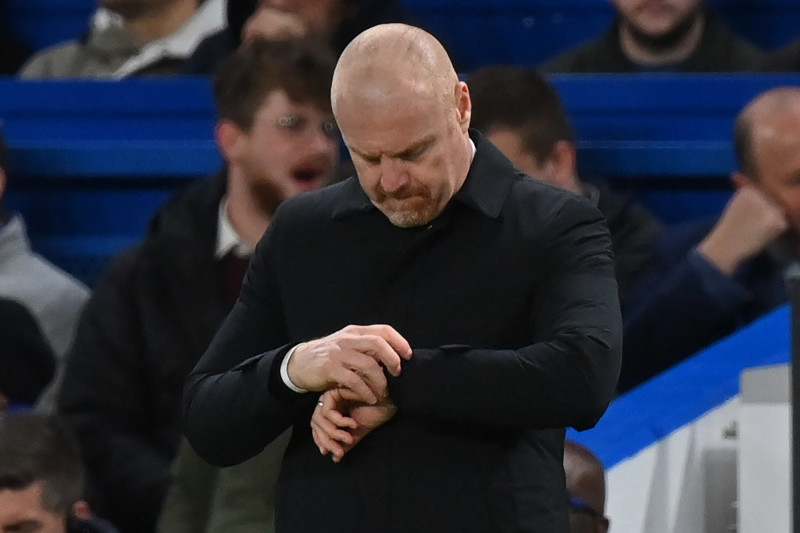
xmin=18 ymin=40 xmax=86 ymax=78
xmin=697 ymin=14 xmax=764 ymax=71
xmin=145 ymin=174 xmax=224 ymax=241
xmin=508 ymin=176 xmax=604 ymax=233
xmin=761 ymin=37 xmax=800 ymax=71
xmin=538 ymin=26 xmax=616 ymax=73
xmin=15 ymin=248 xmax=89 ymax=301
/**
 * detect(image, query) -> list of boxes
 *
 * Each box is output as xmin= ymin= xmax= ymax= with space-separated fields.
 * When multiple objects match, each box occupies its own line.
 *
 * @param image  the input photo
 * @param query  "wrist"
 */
xmin=281 ymin=343 xmax=309 ymax=393
xmin=697 ymin=237 xmax=743 ymax=276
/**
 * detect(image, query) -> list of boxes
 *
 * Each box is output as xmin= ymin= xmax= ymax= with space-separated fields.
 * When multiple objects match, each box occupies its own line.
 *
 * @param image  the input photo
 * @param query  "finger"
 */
xmin=312 ymin=409 xmax=356 ymax=445
xmin=327 ymin=364 xmax=379 ymax=404
xmin=310 ymin=419 xmax=346 ymax=458
xmin=310 ymin=425 xmax=328 ymax=456
xmin=319 ymin=403 xmax=358 ymax=431
xmin=340 ymin=336 xmax=404 ymax=377
xmin=347 ymin=324 xmax=413 ymax=360
xmin=370 ymin=324 xmax=413 ymax=360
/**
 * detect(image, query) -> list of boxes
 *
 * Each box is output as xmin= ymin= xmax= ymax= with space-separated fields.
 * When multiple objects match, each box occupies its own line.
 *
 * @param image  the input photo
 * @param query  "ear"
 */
xmin=455 ymin=81 xmax=472 ymax=133
xmin=548 ymin=140 xmax=581 ymax=193
xmin=215 ymin=120 xmax=246 ymax=166
xmin=71 ymin=500 xmax=92 ymax=521
xmin=731 ymin=170 xmax=753 ymax=190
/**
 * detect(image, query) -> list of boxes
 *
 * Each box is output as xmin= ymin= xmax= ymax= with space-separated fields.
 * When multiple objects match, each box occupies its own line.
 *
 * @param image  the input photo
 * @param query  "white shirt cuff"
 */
xmin=280 ymin=344 xmax=308 ymax=393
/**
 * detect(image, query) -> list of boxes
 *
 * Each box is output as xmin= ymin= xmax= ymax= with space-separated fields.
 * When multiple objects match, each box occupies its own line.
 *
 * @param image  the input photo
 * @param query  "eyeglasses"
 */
xmin=567 ymin=495 xmax=601 ymax=518
xmin=276 ymin=113 xmax=338 ymax=138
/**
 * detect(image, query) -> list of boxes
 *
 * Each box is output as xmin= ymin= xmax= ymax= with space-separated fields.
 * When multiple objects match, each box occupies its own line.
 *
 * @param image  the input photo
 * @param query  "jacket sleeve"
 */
xmin=183 ymin=227 xmax=311 ymax=467
xmin=387 ymin=198 xmax=622 ymax=432
xmin=57 ymin=251 xmax=171 ymax=532
xmin=619 ymin=246 xmax=751 ymax=392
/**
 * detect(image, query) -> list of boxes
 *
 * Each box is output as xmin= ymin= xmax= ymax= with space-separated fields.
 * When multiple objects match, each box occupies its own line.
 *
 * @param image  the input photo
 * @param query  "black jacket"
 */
xmin=58 ymin=175 xmax=228 ymax=533
xmin=184 ymin=134 xmax=622 ymax=532
xmin=541 ymin=13 xmax=763 ymax=73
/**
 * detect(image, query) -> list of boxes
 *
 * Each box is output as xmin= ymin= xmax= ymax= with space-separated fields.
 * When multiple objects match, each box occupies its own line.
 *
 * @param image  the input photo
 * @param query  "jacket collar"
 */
xmin=332 ymin=130 xmax=516 ymax=221
xmin=0 ymin=215 xmax=31 ymax=262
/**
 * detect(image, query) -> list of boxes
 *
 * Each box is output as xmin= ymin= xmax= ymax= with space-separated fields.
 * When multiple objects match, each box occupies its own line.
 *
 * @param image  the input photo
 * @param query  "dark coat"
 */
xmin=620 ymin=218 xmax=788 ymax=392
xmin=0 ymin=297 xmax=55 ymax=406
xmin=590 ymin=182 xmax=660 ymax=309
xmin=184 ymin=134 xmax=622 ymax=532
xmin=540 ymin=13 xmax=763 ymax=73
xmin=58 ymin=175 xmax=228 ymax=533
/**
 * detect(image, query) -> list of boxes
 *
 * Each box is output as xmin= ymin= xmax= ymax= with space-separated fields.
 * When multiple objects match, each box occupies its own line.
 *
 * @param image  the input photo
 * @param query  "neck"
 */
xmin=123 ymin=0 xmax=198 ymax=44
xmin=619 ymin=12 xmax=705 ymax=67
xmin=225 ymin=169 xmax=273 ymax=248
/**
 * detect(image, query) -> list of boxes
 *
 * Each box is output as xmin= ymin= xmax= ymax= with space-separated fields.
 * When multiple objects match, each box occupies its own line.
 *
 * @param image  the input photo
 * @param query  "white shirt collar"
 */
xmin=93 ymin=0 xmax=226 ymax=78
xmin=216 ymin=197 xmax=254 ymax=260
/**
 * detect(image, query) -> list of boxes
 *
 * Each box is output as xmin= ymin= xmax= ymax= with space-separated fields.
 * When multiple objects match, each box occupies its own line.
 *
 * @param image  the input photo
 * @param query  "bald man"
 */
xmin=622 ymin=87 xmax=800 ymax=390
xmin=564 ymin=441 xmax=609 ymax=533
xmin=184 ymin=23 xmax=621 ymax=532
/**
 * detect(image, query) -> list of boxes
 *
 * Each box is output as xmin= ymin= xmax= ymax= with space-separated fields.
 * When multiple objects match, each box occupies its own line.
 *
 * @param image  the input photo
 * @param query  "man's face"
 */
xmin=748 ymin=110 xmax=800 ymax=238
xmin=338 ymin=83 xmax=472 ymax=228
xmin=234 ymin=89 xmax=339 ymax=215
xmin=0 ymin=482 xmax=67 ymax=533
xmin=260 ymin=0 xmax=345 ymax=34
xmin=486 ymin=128 xmax=551 ymax=181
xmin=611 ymin=0 xmax=702 ymax=42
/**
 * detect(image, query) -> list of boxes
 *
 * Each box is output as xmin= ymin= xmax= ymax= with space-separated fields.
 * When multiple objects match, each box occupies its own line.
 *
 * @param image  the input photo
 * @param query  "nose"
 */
xmin=309 ymin=127 xmax=338 ymax=155
xmin=379 ymin=157 xmax=410 ymax=194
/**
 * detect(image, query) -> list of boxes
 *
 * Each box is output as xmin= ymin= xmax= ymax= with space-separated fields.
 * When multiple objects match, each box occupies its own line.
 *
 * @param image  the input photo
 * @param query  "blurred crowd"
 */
xmin=3 ymin=1 xmax=800 ymax=532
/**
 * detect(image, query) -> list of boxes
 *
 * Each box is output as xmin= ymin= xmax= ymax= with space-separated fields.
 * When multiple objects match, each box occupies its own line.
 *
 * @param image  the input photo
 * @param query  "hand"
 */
xmin=242 ymin=7 xmax=308 ymax=44
xmin=287 ymin=324 xmax=412 ymax=404
xmin=310 ymin=388 xmax=398 ymax=463
xmin=697 ymin=185 xmax=788 ymax=275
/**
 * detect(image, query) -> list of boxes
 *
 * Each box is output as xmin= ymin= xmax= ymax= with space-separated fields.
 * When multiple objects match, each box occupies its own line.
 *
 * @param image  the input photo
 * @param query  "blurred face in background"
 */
xmin=610 ymin=0 xmax=703 ymax=50
xmin=0 ymin=482 xmax=68 ymax=533
xmin=251 ymin=0 xmax=347 ymax=36
xmin=224 ymin=89 xmax=339 ymax=216
xmin=744 ymin=105 xmax=800 ymax=246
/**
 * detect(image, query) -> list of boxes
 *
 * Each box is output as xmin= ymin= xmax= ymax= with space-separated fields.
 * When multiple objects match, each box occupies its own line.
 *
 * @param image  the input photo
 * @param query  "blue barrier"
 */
xmin=1 ymin=74 xmax=800 ymax=285
xmin=568 ymin=304 xmax=790 ymax=469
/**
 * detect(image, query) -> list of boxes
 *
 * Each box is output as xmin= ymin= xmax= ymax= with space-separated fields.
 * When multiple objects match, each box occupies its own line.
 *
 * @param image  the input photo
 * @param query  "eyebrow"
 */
xmin=352 ymin=135 xmax=436 ymax=161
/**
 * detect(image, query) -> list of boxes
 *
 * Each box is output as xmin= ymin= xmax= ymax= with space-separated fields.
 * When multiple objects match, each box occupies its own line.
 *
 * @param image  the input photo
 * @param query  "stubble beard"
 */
xmin=247 ymin=176 xmax=286 ymax=219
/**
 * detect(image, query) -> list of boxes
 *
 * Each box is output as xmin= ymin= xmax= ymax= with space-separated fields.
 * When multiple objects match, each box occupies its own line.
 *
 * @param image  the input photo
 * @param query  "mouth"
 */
xmin=291 ymin=165 xmax=329 ymax=189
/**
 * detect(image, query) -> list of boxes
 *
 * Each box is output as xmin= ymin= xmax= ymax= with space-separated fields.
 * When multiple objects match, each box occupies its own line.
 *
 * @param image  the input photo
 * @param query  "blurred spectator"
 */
xmin=564 ymin=440 xmax=610 ymax=533
xmin=0 ymin=131 xmax=90 ymax=413
xmin=57 ymin=38 xmax=339 ymax=533
xmin=156 ymin=434 xmax=287 ymax=533
xmin=0 ymin=298 xmax=56 ymax=413
xmin=761 ymin=38 xmax=800 ymax=71
xmin=19 ymin=0 xmax=225 ymax=78
xmin=0 ymin=412 xmax=119 ymax=533
xmin=540 ymin=0 xmax=763 ymax=72
xmin=183 ymin=0 xmax=407 ymax=74
xmin=621 ymin=87 xmax=800 ymax=391
xmin=469 ymin=65 xmax=659 ymax=308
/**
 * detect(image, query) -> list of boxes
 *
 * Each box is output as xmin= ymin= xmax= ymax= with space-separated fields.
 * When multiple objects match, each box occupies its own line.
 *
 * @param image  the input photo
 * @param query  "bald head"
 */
xmin=332 ymin=24 xmax=459 ymax=118
xmin=564 ymin=440 xmax=606 ymax=516
xmin=734 ymin=87 xmax=800 ymax=178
